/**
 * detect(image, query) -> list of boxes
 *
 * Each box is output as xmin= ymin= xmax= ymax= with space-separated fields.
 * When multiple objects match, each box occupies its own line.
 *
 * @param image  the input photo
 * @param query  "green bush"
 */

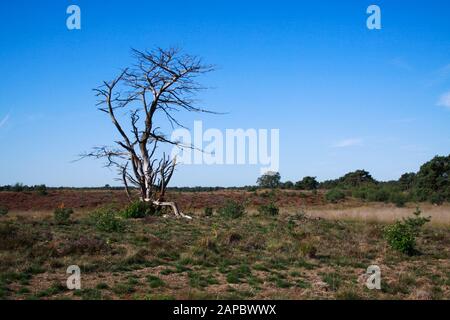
xmin=295 ymin=176 xmax=319 ymax=190
xmin=204 ymin=207 xmax=213 ymax=216
xmin=325 ymin=189 xmax=346 ymax=203
xmin=35 ymin=184 xmax=48 ymax=196
xmin=217 ymin=200 xmax=245 ymax=219
xmin=282 ymin=181 xmax=294 ymax=189
xmin=389 ymin=192 xmax=407 ymax=208
xmin=352 ymin=188 xmax=368 ymax=200
xmin=299 ymin=241 xmax=317 ymax=258
xmin=54 ymin=207 xmax=74 ymax=224
xmin=121 ymin=201 xmax=160 ymax=219
xmin=258 ymin=202 xmax=279 ymax=216
xmin=383 ymin=208 xmax=430 ymax=255
xmin=429 ymin=193 xmax=444 ymax=205
xmin=89 ymin=207 xmax=126 ymax=232
xmin=367 ymin=188 xmax=390 ymax=202
xmin=0 ymin=206 xmax=8 ymax=216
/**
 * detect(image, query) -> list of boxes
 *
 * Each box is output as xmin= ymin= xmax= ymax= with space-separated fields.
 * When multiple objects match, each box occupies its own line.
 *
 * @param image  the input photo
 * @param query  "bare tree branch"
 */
xmin=82 ymin=47 xmax=215 ymax=215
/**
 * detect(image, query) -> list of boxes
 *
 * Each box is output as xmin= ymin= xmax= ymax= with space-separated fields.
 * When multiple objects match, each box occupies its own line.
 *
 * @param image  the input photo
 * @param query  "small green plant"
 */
xmin=204 ymin=207 xmax=213 ymax=216
xmin=53 ymin=205 xmax=74 ymax=224
xmin=0 ymin=206 xmax=8 ymax=216
xmin=383 ymin=208 xmax=431 ymax=255
xmin=121 ymin=201 xmax=159 ymax=219
xmin=226 ymin=264 xmax=252 ymax=284
xmin=217 ymin=200 xmax=245 ymax=219
xmin=299 ymin=241 xmax=317 ymax=258
xmin=89 ymin=206 xmax=125 ymax=232
xmin=325 ymin=189 xmax=345 ymax=203
xmin=146 ymin=275 xmax=165 ymax=288
xmin=112 ymin=282 xmax=135 ymax=295
xmin=257 ymin=202 xmax=279 ymax=216
xmin=321 ymin=272 xmax=342 ymax=291
xmin=96 ymin=282 xmax=109 ymax=290
xmin=73 ymin=288 xmax=103 ymax=300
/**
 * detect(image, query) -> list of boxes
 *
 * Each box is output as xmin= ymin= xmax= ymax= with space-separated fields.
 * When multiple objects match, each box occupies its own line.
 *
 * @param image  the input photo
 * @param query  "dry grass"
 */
xmin=0 ymin=202 xmax=449 ymax=300
xmin=306 ymin=203 xmax=450 ymax=226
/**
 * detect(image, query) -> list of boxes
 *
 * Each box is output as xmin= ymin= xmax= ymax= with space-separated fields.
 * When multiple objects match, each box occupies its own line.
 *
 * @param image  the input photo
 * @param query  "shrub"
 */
xmin=53 ymin=206 xmax=74 ymax=224
xmin=390 ymin=192 xmax=407 ymax=208
xmin=383 ymin=208 xmax=430 ymax=255
xmin=35 ymin=184 xmax=48 ymax=196
xmin=89 ymin=207 xmax=125 ymax=232
xmin=430 ymin=193 xmax=444 ymax=205
xmin=299 ymin=241 xmax=317 ymax=258
xmin=367 ymin=188 xmax=390 ymax=202
xmin=352 ymin=188 xmax=368 ymax=200
xmin=0 ymin=206 xmax=8 ymax=216
xmin=217 ymin=200 xmax=245 ymax=219
xmin=204 ymin=207 xmax=213 ymax=216
xmin=0 ymin=223 xmax=37 ymax=250
xmin=282 ymin=181 xmax=294 ymax=189
xmin=61 ymin=236 xmax=108 ymax=255
xmin=258 ymin=202 xmax=279 ymax=216
xmin=260 ymin=190 xmax=276 ymax=199
xmin=147 ymin=275 xmax=165 ymax=288
xmin=325 ymin=189 xmax=345 ymax=203
xmin=121 ymin=201 xmax=159 ymax=219
xmin=295 ymin=176 xmax=319 ymax=190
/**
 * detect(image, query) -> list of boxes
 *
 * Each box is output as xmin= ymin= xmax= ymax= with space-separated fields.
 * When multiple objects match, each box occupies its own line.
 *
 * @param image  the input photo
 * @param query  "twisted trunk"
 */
xmin=144 ymin=199 xmax=192 ymax=219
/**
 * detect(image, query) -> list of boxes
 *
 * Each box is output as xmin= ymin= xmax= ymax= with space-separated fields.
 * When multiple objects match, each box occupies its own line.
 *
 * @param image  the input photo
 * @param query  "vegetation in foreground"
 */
xmin=0 ymin=204 xmax=449 ymax=300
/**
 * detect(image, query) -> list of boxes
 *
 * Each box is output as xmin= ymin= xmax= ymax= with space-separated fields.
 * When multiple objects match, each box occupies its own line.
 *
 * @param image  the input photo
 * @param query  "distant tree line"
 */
xmin=0 ymin=184 xmax=252 ymax=193
xmin=0 ymin=183 xmax=48 ymax=194
xmin=256 ymin=154 xmax=450 ymax=205
xmin=2 ymin=154 xmax=449 ymax=205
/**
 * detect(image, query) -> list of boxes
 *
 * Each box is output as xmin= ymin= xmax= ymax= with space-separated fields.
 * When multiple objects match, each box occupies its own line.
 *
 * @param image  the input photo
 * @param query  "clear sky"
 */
xmin=1 ymin=0 xmax=450 ymax=187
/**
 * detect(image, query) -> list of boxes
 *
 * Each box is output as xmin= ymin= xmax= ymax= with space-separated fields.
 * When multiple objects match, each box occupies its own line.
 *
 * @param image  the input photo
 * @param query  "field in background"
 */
xmin=0 ymin=189 xmax=449 ymax=300
xmin=2 ymin=189 xmax=450 ymax=225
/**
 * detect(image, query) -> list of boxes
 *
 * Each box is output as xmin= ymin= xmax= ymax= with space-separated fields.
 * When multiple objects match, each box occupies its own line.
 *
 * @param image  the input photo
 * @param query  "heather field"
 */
xmin=1 ymin=189 xmax=449 ymax=300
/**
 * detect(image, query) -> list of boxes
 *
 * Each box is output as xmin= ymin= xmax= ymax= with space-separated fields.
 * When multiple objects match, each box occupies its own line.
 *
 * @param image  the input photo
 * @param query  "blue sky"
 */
xmin=0 ymin=0 xmax=450 ymax=187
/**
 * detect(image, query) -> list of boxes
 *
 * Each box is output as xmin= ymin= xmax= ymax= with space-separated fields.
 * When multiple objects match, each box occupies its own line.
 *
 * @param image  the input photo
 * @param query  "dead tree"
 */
xmin=82 ymin=48 xmax=214 ymax=218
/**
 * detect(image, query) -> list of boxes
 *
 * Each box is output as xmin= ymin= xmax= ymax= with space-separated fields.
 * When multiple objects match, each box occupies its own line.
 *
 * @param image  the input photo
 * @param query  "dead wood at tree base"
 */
xmin=144 ymin=199 xmax=192 ymax=219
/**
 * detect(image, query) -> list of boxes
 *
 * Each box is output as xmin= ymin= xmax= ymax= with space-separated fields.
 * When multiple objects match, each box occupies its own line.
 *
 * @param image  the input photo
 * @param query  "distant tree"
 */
xmin=295 ymin=176 xmax=319 ymax=190
xmin=398 ymin=173 xmax=416 ymax=191
xmin=413 ymin=155 xmax=450 ymax=202
xmin=257 ymin=171 xmax=281 ymax=189
xmin=12 ymin=183 xmax=24 ymax=192
xmin=319 ymin=179 xmax=339 ymax=189
xmin=283 ymin=181 xmax=294 ymax=189
xmin=339 ymin=170 xmax=376 ymax=188
xmin=35 ymin=184 xmax=48 ymax=196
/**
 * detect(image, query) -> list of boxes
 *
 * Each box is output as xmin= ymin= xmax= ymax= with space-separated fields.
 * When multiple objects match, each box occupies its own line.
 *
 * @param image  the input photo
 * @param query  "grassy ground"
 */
xmin=0 ymin=206 xmax=449 ymax=300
